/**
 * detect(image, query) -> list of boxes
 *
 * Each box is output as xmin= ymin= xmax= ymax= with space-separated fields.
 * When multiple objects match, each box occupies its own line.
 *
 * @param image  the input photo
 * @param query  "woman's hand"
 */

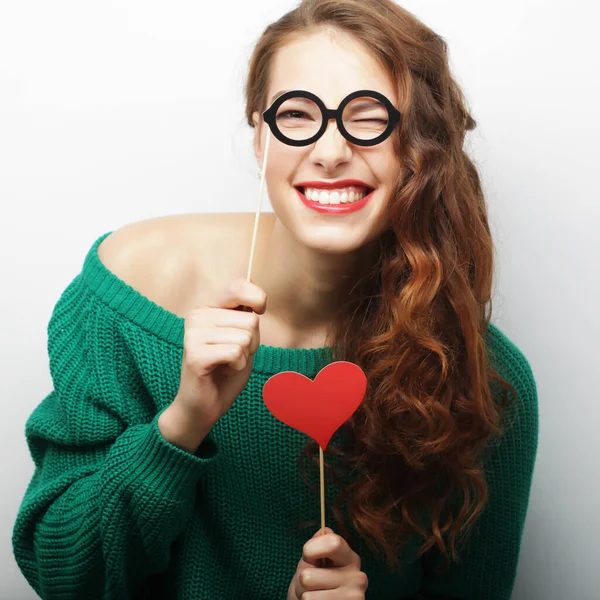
xmin=158 ymin=277 xmax=266 ymax=454
xmin=287 ymin=527 xmax=368 ymax=599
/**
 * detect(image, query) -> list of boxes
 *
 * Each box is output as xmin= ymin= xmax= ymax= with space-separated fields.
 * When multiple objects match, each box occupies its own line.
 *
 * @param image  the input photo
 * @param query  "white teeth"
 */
xmin=302 ymin=186 xmax=369 ymax=205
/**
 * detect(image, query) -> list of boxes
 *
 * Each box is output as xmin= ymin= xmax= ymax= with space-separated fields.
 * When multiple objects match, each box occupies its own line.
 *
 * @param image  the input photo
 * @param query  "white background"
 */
xmin=1 ymin=1 xmax=599 ymax=598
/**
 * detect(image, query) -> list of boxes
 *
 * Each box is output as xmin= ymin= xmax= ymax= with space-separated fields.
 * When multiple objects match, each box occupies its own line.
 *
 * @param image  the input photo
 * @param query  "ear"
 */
xmin=252 ymin=111 xmax=263 ymax=166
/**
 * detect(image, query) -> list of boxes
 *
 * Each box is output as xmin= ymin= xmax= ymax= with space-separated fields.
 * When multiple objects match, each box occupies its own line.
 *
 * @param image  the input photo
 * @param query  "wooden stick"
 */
xmin=246 ymin=131 xmax=271 ymax=282
xmin=318 ymin=446 xmax=334 ymax=568
xmin=320 ymin=446 xmax=326 ymax=531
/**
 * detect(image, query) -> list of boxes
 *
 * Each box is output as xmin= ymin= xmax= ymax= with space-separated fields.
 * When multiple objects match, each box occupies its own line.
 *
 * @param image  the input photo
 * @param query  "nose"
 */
xmin=308 ymin=118 xmax=352 ymax=172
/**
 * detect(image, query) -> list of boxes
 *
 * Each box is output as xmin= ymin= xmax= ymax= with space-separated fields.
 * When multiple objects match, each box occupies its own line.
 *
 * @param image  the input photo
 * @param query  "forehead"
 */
xmin=269 ymin=28 xmax=397 ymax=107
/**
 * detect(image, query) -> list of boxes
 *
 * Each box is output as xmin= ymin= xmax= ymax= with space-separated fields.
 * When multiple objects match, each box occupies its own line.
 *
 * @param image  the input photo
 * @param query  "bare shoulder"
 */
xmin=97 ymin=212 xmax=260 ymax=317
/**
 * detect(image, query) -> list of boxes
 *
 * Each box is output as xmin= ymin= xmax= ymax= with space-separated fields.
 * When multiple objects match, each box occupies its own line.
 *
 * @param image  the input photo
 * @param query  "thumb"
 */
xmin=313 ymin=527 xmax=334 ymax=538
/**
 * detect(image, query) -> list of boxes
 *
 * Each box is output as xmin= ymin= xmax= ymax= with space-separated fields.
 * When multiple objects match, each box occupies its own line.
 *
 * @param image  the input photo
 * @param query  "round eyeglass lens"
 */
xmin=274 ymin=95 xmax=391 ymax=143
xmin=342 ymin=96 xmax=390 ymax=141
xmin=274 ymin=97 xmax=322 ymax=142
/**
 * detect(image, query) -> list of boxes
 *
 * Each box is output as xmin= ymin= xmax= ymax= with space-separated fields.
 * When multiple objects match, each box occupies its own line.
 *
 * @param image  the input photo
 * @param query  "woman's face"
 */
xmin=253 ymin=28 xmax=402 ymax=255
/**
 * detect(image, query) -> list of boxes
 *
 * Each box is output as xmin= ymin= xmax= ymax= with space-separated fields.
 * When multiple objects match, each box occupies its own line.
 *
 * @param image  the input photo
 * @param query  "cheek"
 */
xmin=263 ymin=151 xmax=302 ymax=215
xmin=265 ymin=145 xmax=302 ymax=180
xmin=372 ymin=147 xmax=401 ymax=186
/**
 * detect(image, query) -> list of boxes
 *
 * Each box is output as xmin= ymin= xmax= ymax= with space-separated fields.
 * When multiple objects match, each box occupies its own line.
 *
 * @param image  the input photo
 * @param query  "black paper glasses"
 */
xmin=262 ymin=90 xmax=401 ymax=147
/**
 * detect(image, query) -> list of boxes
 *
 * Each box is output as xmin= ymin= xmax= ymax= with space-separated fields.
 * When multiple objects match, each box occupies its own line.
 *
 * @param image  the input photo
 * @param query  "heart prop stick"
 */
xmin=262 ymin=361 xmax=367 ymax=531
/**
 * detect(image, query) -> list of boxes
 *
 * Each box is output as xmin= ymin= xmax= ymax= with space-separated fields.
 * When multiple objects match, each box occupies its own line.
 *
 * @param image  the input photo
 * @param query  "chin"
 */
xmin=295 ymin=227 xmax=373 ymax=256
xmin=270 ymin=188 xmax=388 ymax=253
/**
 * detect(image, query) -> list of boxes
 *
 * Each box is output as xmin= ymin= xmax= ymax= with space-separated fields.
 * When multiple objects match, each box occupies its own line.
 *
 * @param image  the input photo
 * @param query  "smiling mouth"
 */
xmin=296 ymin=185 xmax=375 ymax=205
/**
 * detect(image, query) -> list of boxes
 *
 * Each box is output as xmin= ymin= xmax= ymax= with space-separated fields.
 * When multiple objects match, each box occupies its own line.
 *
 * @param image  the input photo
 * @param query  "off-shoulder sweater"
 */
xmin=12 ymin=231 xmax=539 ymax=600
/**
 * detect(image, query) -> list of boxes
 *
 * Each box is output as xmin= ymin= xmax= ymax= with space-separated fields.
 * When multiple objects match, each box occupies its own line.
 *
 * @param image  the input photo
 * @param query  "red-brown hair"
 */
xmin=244 ymin=0 xmax=517 ymax=572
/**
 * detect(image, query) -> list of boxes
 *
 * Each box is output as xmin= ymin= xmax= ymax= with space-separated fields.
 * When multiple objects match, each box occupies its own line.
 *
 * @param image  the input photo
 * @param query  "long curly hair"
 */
xmin=244 ymin=0 xmax=518 ymax=572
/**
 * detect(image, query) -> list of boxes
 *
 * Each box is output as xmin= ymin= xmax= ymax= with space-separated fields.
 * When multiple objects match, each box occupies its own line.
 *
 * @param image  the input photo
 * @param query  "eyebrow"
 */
xmin=270 ymin=90 xmax=291 ymax=104
xmin=345 ymin=99 xmax=386 ymax=113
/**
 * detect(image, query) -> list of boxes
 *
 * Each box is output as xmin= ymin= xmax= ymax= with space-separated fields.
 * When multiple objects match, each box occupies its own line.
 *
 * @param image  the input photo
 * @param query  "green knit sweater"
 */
xmin=12 ymin=231 xmax=538 ymax=600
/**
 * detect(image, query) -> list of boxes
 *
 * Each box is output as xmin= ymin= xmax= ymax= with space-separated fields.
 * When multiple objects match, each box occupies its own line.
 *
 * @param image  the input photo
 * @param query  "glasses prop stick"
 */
xmin=246 ymin=129 xmax=271 ymax=282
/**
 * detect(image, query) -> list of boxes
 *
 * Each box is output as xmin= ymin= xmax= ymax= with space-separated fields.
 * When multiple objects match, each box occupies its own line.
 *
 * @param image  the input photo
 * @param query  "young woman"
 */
xmin=12 ymin=1 xmax=538 ymax=598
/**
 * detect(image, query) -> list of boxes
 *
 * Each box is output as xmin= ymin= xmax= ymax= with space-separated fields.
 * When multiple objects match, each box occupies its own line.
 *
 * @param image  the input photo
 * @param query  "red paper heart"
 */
xmin=262 ymin=361 xmax=367 ymax=450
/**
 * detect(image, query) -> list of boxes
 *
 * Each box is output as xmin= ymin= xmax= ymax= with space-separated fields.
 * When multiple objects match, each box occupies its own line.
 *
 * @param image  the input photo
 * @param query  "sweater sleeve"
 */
xmin=12 ymin=274 xmax=219 ymax=600
xmin=417 ymin=332 xmax=539 ymax=600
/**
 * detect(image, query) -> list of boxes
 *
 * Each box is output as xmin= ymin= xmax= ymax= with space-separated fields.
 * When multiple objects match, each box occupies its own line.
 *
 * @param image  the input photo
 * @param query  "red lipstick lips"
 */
xmin=294 ymin=180 xmax=375 ymax=214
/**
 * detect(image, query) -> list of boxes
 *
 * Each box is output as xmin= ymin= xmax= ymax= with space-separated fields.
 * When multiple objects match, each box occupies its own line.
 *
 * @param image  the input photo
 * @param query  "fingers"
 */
xmin=302 ymin=531 xmax=361 ymax=569
xmin=208 ymin=278 xmax=267 ymax=315
xmin=195 ymin=326 xmax=257 ymax=358
xmin=191 ymin=307 xmax=260 ymax=331
xmin=180 ymin=278 xmax=265 ymax=379
xmin=184 ymin=341 xmax=248 ymax=374
xmin=293 ymin=565 xmax=369 ymax=598
xmin=196 ymin=327 xmax=253 ymax=348
xmin=312 ymin=528 xmax=334 ymax=568
xmin=314 ymin=583 xmax=369 ymax=598
xmin=294 ymin=566 xmax=348 ymax=593
xmin=292 ymin=531 xmax=367 ymax=599
xmin=296 ymin=592 xmax=345 ymax=599
xmin=186 ymin=307 xmax=260 ymax=357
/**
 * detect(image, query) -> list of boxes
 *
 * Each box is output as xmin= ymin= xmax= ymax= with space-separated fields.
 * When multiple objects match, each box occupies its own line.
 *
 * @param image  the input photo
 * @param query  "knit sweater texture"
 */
xmin=12 ymin=231 xmax=538 ymax=600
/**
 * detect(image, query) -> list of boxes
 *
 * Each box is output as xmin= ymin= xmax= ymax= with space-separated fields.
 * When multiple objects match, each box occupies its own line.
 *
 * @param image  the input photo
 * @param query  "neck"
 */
xmin=254 ymin=216 xmax=377 ymax=342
